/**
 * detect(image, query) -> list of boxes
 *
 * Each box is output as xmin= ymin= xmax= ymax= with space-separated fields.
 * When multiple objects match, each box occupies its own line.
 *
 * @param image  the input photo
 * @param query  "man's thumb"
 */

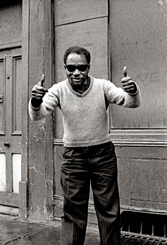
xmin=39 ymin=74 xmax=45 ymax=86
xmin=123 ymin=66 xmax=127 ymax=77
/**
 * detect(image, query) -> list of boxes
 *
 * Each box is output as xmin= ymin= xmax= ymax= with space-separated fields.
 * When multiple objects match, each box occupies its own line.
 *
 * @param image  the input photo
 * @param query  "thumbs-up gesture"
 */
xmin=31 ymin=74 xmax=48 ymax=108
xmin=121 ymin=66 xmax=137 ymax=94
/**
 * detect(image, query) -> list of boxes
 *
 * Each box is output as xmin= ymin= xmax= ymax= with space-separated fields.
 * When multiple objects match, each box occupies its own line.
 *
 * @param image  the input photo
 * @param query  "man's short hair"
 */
xmin=64 ymin=46 xmax=91 ymax=65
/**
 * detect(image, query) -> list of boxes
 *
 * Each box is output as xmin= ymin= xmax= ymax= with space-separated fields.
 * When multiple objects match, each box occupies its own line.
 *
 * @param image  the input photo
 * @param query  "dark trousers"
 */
xmin=60 ymin=141 xmax=120 ymax=245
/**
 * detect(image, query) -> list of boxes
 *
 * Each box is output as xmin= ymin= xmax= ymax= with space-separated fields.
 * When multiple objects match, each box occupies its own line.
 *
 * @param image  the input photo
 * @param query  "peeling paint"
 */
xmin=57 ymin=0 xmax=66 ymax=4
xmin=30 ymin=166 xmax=39 ymax=174
xmin=158 ymin=0 xmax=164 ymax=6
xmin=33 ymin=135 xmax=44 ymax=143
xmin=30 ymin=166 xmax=45 ymax=176
xmin=158 ymin=0 xmax=167 ymax=10
xmin=159 ymin=0 xmax=167 ymax=5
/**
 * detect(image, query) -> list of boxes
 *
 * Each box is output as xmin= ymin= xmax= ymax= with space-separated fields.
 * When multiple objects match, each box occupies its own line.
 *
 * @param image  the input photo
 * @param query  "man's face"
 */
xmin=65 ymin=53 xmax=90 ymax=88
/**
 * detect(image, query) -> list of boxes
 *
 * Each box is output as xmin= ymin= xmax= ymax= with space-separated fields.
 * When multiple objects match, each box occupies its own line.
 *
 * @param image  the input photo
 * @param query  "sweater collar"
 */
xmin=66 ymin=76 xmax=93 ymax=97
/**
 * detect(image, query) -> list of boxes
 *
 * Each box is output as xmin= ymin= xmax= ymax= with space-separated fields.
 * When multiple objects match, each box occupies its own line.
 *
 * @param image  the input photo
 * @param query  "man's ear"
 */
xmin=64 ymin=64 xmax=66 ymax=69
xmin=88 ymin=64 xmax=91 ymax=71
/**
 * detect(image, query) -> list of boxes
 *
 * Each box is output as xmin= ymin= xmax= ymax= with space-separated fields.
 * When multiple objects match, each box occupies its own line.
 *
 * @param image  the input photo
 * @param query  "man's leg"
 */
xmin=60 ymin=147 xmax=90 ymax=245
xmin=90 ymin=142 xmax=120 ymax=245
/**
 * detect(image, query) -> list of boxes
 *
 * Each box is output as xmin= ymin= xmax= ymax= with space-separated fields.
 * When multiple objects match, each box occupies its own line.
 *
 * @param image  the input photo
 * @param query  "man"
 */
xmin=29 ymin=46 xmax=140 ymax=245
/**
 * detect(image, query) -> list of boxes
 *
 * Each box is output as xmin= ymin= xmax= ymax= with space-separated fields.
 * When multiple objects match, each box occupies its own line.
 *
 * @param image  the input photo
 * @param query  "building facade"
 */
xmin=0 ymin=0 xmax=167 ymax=228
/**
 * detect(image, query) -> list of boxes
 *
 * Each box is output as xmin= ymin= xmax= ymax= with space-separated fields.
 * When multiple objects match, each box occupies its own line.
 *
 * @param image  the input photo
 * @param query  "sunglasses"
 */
xmin=65 ymin=64 xmax=89 ymax=72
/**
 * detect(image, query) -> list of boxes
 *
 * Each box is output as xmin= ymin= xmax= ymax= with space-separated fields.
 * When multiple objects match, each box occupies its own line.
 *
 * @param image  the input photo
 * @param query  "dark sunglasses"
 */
xmin=65 ymin=64 xmax=89 ymax=72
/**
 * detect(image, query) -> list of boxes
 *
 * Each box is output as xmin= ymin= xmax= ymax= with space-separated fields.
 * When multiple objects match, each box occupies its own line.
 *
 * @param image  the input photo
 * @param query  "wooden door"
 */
xmin=0 ymin=48 xmax=22 ymax=207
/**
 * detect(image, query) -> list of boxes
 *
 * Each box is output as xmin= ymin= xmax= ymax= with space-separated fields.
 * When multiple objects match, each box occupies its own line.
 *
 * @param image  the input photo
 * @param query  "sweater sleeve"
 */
xmin=103 ymin=80 xmax=140 ymax=108
xmin=29 ymin=84 xmax=60 ymax=121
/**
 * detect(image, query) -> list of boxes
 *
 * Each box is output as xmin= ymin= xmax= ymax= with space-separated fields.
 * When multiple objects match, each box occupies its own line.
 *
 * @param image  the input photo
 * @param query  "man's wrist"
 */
xmin=31 ymin=97 xmax=42 ymax=109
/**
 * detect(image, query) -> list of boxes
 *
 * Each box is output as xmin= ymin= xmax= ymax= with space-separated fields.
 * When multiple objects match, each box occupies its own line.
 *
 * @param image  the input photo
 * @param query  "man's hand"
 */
xmin=121 ymin=66 xmax=137 ymax=94
xmin=31 ymin=74 xmax=48 ymax=108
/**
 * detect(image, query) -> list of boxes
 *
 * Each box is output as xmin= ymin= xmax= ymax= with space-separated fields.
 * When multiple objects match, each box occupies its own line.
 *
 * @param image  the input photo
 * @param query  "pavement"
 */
xmin=0 ymin=214 xmax=100 ymax=245
xmin=0 ymin=213 xmax=167 ymax=245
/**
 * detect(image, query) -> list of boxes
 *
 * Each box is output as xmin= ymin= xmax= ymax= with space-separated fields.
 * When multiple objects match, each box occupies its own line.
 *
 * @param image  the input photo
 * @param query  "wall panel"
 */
xmin=109 ymin=0 xmax=167 ymax=129
xmin=0 ymin=1 xmax=22 ymax=48
xmin=54 ymin=0 xmax=108 ymax=26
xmin=117 ymin=146 xmax=167 ymax=212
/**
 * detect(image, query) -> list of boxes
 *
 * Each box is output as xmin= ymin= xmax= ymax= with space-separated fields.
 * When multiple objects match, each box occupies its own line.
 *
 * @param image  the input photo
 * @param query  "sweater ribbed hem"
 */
xmin=63 ymin=136 xmax=111 ymax=148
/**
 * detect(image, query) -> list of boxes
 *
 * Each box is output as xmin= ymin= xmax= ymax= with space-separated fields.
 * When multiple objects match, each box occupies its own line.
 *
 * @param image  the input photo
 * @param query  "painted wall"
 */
xmin=0 ymin=1 xmax=22 ymax=212
xmin=53 ymin=0 xmax=167 ymax=224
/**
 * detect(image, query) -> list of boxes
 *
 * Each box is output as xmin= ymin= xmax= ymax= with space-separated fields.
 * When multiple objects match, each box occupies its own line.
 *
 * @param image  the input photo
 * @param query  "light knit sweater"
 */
xmin=29 ymin=76 xmax=140 ymax=147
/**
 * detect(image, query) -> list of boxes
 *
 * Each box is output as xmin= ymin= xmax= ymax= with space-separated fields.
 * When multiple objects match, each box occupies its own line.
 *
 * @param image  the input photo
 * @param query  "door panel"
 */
xmin=0 ymin=48 xmax=22 ymax=207
xmin=0 ymin=58 xmax=5 ymax=135
xmin=12 ymin=56 xmax=22 ymax=135
xmin=12 ymin=154 xmax=21 ymax=193
xmin=0 ymin=154 xmax=6 ymax=191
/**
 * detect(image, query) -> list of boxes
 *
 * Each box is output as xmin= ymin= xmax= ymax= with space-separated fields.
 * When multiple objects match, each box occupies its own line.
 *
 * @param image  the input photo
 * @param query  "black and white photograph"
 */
xmin=0 ymin=0 xmax=166 ymax=244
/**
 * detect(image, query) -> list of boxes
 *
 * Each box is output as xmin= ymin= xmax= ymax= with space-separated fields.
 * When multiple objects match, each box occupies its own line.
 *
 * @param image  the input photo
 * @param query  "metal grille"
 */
xmin=121 ymin=232 xmax=167 ymax=245
xmin=121 ymin=211 xmax=167 ymax=244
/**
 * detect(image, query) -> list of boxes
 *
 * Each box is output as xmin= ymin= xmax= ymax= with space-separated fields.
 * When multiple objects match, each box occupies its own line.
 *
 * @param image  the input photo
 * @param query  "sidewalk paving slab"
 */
xmin=1 ymin=214 xmax=166 ymax=245
xmin=0 ymin=214 xmax=100 ymax=245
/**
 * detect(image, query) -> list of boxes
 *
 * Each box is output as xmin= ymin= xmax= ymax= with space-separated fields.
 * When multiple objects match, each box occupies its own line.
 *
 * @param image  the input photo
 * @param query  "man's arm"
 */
xmin=104 ymin=67 xmax=140 ymax=108
xmin=28 ymin=74 xmax=59 ymax=121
